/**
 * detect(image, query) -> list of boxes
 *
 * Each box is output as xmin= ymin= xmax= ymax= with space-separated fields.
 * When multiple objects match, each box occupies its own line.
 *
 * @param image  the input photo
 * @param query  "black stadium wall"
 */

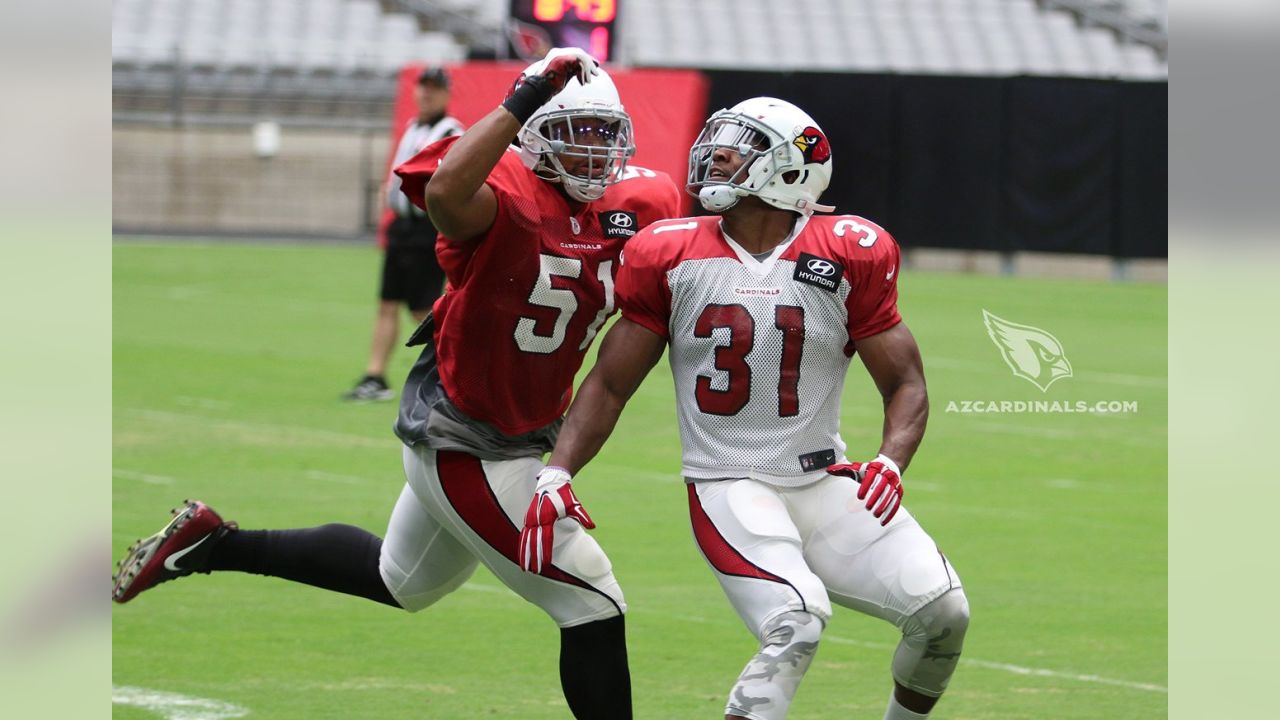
xmin=702 ymin=71 xmax=1168 ymax=259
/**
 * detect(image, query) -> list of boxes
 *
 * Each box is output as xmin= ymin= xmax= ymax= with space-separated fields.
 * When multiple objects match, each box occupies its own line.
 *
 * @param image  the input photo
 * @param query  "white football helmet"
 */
xmin=687 ymin=97 xmax=835 ymax=215
xmin=516 ymin=50 xmax=636 ymax=202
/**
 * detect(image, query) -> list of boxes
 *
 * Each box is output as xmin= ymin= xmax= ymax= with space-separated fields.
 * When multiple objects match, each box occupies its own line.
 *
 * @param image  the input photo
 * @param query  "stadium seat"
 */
xmin=912 ymin=16 xmax=956 ymax=73
xmin=1045 ymin=13 xmax=1092 ymax=76
xmin=1084 ymin=26 xmax=1124 ymax=76
xmin=112 ymin=0 xmax=1163 ymax=80
xmin=1005 ymin=4 xmax=1058 ymax=75
xmin=1122 ymin=42 xmax=1166 ymax=79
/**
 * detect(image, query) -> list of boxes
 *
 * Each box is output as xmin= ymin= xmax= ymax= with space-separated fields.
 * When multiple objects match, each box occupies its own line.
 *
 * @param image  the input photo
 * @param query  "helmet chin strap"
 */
xmin=797 ymin=198 xmax=837 ymax=214
xmin=564 ymin=178 xmax=605 ymax=202
xmin=699 ymin=185 xmax=742 ymax=212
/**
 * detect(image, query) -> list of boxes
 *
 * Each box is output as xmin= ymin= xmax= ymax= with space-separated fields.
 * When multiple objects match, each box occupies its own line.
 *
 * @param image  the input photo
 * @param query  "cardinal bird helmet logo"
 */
xmin=982 ymin=310 xmax=1073 ymax=392
xmin=792 ymin=127 xmax=831 ymax=164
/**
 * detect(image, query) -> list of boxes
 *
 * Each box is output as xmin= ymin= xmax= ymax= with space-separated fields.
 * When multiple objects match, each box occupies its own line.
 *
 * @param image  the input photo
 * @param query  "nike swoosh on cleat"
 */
xmin=163 ymin=534 xmax=213 ymax=572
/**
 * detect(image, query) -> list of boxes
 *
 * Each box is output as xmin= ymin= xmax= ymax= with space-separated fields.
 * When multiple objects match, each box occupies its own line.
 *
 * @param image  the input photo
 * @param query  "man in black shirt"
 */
xmin=345 ymin=67 xmax=464 ymax=401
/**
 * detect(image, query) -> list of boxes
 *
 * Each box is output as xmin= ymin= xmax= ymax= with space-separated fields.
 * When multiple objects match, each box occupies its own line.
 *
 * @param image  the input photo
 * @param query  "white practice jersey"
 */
xmin=615 ymin=215 xmax=902 ymax=486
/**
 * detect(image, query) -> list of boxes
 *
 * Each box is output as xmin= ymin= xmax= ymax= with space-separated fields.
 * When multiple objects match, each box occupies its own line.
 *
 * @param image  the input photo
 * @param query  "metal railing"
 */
xmin=1043 ymin=0 xmax=1168 ymax=57
xmin=113 ymin=53 xmax=399 ymax=130
xmin=387 ymin=0 xmax=505 ymax=56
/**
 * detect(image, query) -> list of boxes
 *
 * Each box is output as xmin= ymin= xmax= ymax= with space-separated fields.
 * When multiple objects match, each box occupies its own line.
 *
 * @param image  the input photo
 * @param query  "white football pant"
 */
xmin=690 ymin=475 xmax=968 ymax=719
xmin=378 ymin=445 xmax=626 ymax=627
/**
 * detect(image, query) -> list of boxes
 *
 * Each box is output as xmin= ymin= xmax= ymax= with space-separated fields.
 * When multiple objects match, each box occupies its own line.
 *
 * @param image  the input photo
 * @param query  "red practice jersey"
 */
xmin=396 ymin=137 xmax=681 ymax=436
xmin=614 ymin=214 xmax=902 ymax=484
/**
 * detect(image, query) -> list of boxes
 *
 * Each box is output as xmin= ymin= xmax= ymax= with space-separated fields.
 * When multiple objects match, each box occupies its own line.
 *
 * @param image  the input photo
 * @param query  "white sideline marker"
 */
xmin=822 ymin=635 xmax=1167 ymax=694
xmin=112 ymin=686 xmax=248 ymax=720
xmin=113 ymin=468 xmax=176 ymax=485
xmin=665 ymin=613 xmax=1167 ymax=695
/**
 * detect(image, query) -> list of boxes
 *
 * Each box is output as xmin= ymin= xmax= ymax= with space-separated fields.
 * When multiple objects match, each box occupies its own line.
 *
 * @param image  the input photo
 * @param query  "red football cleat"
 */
xmin=112 ymin=500 xmax=236 ymax=604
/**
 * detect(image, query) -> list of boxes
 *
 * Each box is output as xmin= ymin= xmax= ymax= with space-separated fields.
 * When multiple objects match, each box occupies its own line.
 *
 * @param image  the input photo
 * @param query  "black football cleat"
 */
xmin=342 ymin=375 xmax=394 ymax=402
xmin=112 ymin=500 xmax=236 ymax=604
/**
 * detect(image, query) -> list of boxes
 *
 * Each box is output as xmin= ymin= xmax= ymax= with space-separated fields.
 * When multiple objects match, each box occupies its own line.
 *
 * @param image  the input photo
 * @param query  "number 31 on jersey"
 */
xmin=695 ymin=303 xmax=806 ymax=418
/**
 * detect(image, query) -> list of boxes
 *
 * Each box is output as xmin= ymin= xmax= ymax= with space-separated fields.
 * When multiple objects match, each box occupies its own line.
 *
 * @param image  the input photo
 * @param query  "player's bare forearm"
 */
xmin=550 ymin=373 xmax=628 ymax=476
xmin=422 ymin=107 xmax=519 ymax=240
xmin=878 ymin=376 xmax=928 ymax=470
xmin=549 ymin=318 xmax=666 ymax=476
xmin=856 ymin=322 xmax=929 ymax=470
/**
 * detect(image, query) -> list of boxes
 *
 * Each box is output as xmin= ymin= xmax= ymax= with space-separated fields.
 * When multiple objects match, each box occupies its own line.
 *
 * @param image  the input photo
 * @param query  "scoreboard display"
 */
xmin=509 ymin=0 xmax=618 ymax=61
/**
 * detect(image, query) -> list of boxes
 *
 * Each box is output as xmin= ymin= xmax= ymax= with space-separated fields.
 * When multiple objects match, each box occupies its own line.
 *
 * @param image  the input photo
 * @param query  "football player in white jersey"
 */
xmin=518 ymin=97 xmax=970 ymax=720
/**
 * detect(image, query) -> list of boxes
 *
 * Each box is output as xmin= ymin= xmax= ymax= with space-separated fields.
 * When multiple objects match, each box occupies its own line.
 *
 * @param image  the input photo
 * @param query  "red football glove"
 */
xmin=827 ymin=454 xmax=904 ymax=526
xmin=518 ymin=466 xmax=595 ymax=574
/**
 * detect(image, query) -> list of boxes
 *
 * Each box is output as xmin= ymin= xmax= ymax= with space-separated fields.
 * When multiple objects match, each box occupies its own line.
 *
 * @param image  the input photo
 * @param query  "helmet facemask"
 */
xmin=519 ymin=108 xmax=635 ymax=202
xmin=686 ymin=100 xmax=835 ymax=215
xmin=686 ymin=113 xmax=786 ymax=212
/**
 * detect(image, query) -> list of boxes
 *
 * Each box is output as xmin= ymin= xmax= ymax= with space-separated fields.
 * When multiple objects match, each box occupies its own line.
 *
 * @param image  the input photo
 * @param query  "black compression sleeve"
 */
xmin=501 ymin=75 xmax=554 ymax=125
xmin=207 ymin=524 xmax=400 ymax=608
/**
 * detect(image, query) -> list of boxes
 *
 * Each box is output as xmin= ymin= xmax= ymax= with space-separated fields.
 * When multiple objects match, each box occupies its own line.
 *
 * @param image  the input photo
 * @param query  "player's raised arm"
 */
xmin=419 ymin=108 xmax=512 ymax=242
xmin=423 ymin=48 xmax=600 ymax=242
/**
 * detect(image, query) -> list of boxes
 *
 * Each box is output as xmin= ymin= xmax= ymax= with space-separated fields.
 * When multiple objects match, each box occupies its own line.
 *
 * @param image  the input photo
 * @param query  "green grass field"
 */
xmin=112 ymin=240 xmax=1167 ymax=719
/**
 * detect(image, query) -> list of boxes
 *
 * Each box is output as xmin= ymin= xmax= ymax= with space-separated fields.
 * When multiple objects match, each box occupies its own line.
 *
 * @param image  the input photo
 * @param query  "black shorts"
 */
xmin=381 ymin=217 xmax=446 ymax=311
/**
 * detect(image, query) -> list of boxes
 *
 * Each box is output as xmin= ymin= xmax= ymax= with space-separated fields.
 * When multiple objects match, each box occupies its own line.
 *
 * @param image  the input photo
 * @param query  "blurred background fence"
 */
xmin=113 ymin=121 xmax=389 ymax=239
xmin=113 ymin=0 xmax=1167 ymax=269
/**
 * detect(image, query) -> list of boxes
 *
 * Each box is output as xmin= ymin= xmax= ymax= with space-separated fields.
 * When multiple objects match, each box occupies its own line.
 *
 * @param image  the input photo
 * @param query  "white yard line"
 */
xmin=121 ymin=408 xmax=395 ymax=450
xmin=664 ymin=612 xmax=1167 ymax=694
xmin=822 ymin=634 xmax=1167 ymax=694
xmin=928 ymin=356 xmax=1166 ymax=388
xmin=302 ymin=470 xmax=372 ymax=485
xmin=175 ymin=396 xmax=232 ymax=410
xmin=114 ymin=408 xmax=1163 ymax=698
xmin=960 ymin=420 xmax=1166 ymax=449
xmin=963 ymin=420 xmax=1081 ymax=439
xmin=113 ymin=468 xmax=176 ymax=485
xmin=959 ymin=657 xmax=1168 ymax=693
xmin=1081 ymin=371 xmax=1167 ymax=388
xmin=460 ymin=582 xmax=517 ymax=596
xmin=112 ymin=686 xmax=249 ymax=720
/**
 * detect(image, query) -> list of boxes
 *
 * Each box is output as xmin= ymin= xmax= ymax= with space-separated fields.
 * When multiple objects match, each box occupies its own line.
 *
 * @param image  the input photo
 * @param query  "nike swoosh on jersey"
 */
xmin=886 ymin=266 xmax=896 ymax=280
xmin=163 ymin=534 xmax=213 ymax=572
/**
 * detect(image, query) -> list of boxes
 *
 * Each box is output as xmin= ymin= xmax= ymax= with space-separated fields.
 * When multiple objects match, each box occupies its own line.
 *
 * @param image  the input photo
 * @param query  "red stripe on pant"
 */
xmin=435 ymin=450 xmax=607 ymax=598
xmin=686 ymin=483 xmax=791 ymax=585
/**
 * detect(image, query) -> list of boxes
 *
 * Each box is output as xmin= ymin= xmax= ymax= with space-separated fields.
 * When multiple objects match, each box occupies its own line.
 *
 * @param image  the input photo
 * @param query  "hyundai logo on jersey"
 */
xmin=600 ymin=210 xmax=638 ymax=238
xmin=806 ymin=258 xmax=836 ymax=276
xmin=793 ymin=252 xmax=843 ymax=292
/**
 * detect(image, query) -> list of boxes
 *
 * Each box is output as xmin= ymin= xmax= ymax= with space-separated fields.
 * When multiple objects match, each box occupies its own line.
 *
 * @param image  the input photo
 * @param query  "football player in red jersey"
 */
xmin=523 ymin=98 xmax=970 ymax=720
xmin=112 ymin=48 xmax=681 ymax=720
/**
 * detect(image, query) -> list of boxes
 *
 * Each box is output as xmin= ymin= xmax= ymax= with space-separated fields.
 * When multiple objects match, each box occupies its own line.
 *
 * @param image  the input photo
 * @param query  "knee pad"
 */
xmin=893 ymin=588 xmax=970 ymax=696
xmin=759 ymin=609 xmax=825 ymax=650
xmin=378 ymin=548 xmax=473 ymax=614
xmin=725 ymin=611 xmax=824 ymax=720
xmin=906 ymin=587 xmax=970 ymax=642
